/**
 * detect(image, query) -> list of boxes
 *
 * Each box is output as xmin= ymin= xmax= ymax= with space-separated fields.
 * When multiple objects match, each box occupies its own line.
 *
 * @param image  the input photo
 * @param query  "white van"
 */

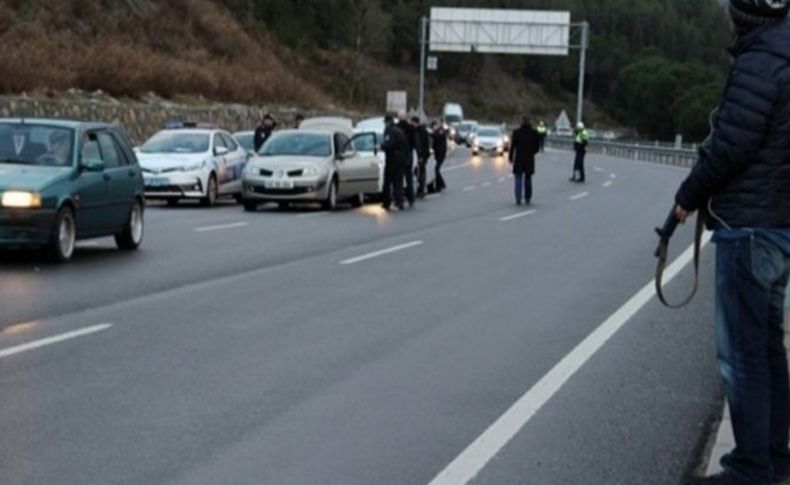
xmin=442 ymin=103 xmax=464 ymax=126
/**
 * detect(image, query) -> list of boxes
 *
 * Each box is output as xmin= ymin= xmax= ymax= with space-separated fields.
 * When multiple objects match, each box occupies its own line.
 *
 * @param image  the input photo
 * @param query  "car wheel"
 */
xmin=243 ymin=200 xmax=258 ymax=212
xmin=201 ymin=174 xmax=218 ymax=207
xmin=322 ymin=178 xmax=338 ymax=211
xmin=350 ymin=193 xmax=364 ymax=208
xmin=115 ymin=201 xmax=144 ymax=251
xmin=234 ymin=193 xmax=244 ymax=204
xmin=46 ymin=206 xmax=76 ymax=263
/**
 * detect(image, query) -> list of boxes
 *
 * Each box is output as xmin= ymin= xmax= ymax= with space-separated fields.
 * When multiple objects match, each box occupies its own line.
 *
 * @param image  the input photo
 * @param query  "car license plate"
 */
xmin=265 ymin=180 xmax=294 ymax=189
xmin=146 ymin=177 xmax=169 ymax=187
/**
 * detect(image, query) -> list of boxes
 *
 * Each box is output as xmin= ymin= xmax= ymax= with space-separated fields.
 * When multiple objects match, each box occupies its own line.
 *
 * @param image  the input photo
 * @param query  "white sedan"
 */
xmin=137 ymin=127 xmax=248 ymax=206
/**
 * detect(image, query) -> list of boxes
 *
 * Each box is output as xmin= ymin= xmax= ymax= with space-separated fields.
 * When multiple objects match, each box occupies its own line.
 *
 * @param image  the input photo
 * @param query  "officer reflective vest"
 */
xmin=536 ymin=123 xmax=547 ymax=135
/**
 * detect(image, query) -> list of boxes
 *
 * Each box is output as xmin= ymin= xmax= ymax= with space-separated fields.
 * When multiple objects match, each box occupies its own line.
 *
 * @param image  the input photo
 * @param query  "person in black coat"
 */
xmin=673 ymin=2 xmax=790 ymax=484
xmin=413 ymin=116 xmax=431 ymax=198
xmin=430 ymin=120 xmax=448 ymax=192
xmin=381 ymin=115 xmax=409 ymax=210
xmin=396 ymin=111 xmax=416 ymax=206
xmin=508 ymin=117 xmax=540 ymax=205
xmin=253 ymin=113 xmax=276 ymax=152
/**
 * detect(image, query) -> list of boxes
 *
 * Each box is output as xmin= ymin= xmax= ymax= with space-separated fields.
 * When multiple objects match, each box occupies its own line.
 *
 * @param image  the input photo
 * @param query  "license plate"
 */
xmin=265 ymin=180 xmax=294 ymax=189
xmin=146 ymin=177 xmax=169 ymax=187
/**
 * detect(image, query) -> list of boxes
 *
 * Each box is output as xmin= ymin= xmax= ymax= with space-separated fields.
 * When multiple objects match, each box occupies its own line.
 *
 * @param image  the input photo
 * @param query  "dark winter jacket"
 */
xmin=432 ymin=128 xmax=448 ymax=157
xmin=415 ymin=125 xmax=431 ymax=159
xmin=509 ymin=123 xmax=541 ymax=175
xmin=253 ymin=125 xmax=274 ymax=152
xmin=676 ymin=21 xmax=790 ymax=228
xmin=382 ymin=124 xmax=411 ymax=167
xmin=397 ymin=120 xmax=416 ymax=152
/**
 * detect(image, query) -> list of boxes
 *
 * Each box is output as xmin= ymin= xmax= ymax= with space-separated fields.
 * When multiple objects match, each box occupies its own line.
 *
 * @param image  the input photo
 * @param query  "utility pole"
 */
xmin=418 ymin=16 xmax=428 ymax=119
xmin=575 ymin=21 xmax=589 ymax=125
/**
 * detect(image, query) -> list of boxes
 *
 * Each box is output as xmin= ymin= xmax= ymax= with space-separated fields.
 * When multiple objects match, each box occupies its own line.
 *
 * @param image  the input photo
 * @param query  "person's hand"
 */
xmin=675 ymin=205 xmax=691 ymax=223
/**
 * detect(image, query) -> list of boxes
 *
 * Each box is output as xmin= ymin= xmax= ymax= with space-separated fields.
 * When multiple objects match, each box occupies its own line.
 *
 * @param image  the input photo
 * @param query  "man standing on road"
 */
xmin=570 ymin=122 xmax=589 ymax=183
xmin=397 ymin=111 xmax=417 ymax=207
xmin=253 ymin=113 xmax=276 ymax=153
xmin=674 ymin=2 xmax=790 ymax=484
xmin=381 ymin=115 xmax=408 ymax=211
xmin=536 ymin=120 xmax=548 ymax=152
xmin=414 ymin=117 xmax=431 ymax=198
xmin=431 ymin=120 xmax=448 ymax=193
xmin=508 ymin=117 xmax=540 ymax=205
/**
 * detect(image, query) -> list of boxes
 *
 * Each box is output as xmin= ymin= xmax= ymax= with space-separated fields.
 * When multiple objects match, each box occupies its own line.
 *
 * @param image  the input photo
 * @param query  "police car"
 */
xmin=137 ymin=123 xmax=248 ymax=206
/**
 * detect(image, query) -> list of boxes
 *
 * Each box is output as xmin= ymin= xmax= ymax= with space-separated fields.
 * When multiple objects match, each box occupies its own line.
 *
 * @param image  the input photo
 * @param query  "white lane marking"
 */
xmin=462 ymin=186 xmax=477 ymax=192
xmin=498 ymin=177 xmax=507 ymax=183
xmin=569 ymin=192 xmax=589 ymax=201
xmin=498 ymin=210 xmax=537 ymax=222
xmin=594 ymin=167 xmax=604 ymax=173
xmin=340 ymin=240 xmax=424 ymax=265
xmin=297 ymin=212 xmax=327 ymax=219
xmin=444 ymin=162 xmax=471 ymax=172
xmin=603 ymin=181 xmax=613 ymax=188
xmin=610 ymin=173 xmax=617 ymax=179
xmin=425 ymin=193 xmax=443 ymax=200
xmin=194 ymin=222 xmax=248 ymax=233
xmin=0 ymin=324 xmax=113 ymax=359
xmin=427 ymin=233 xmax=713 ymax=485
xmin=482 ymin=182 xmax=492 ymax=187
xmin=77 ymin=241 xmax=100 ymax=247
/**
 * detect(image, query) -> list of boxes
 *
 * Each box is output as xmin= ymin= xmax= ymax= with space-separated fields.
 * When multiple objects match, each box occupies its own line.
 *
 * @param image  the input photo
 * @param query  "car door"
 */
xmin=74 ymin=133 xmax=111 ymax=235
xmin=220 ymin=132 xmax=245 ymax=195
xmin=97 ymin=131 xmax=136 ymax=229
xmin=211 ymin=132 xmax=232 ymax=194
xmin=348 ymin=132 xmax=381 ymax=194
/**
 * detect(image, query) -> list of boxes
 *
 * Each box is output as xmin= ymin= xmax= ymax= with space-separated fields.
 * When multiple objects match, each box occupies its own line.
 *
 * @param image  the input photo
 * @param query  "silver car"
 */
xmin=241 ymin=126 xmax=379 ymax=211
xmin=472 ymin=125 xmax=507 ymax=156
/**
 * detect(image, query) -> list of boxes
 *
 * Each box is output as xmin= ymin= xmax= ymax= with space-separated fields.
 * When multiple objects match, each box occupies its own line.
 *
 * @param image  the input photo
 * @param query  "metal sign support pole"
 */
xmin=576 ymin=21 xmax=589 ymax=125
xmin=418 ymin=16 xmax=428 ymax=118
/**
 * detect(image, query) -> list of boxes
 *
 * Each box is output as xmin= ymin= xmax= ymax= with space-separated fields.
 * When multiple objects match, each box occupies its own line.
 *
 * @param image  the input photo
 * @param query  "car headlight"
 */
xmin=303 ymin=166 xmax=325 ymax=176
xmin=182 ymin=161 xmax=207 ymax=172
xmin=2 ymin=191 xmax=42 ymax=208
xmin=244 ymin=163 xmax=259 ymax=175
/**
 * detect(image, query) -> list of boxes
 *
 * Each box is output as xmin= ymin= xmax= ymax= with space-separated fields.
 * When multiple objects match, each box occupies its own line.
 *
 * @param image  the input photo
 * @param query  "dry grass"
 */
xmin=0 ymin=0 xmax=326 ymax=106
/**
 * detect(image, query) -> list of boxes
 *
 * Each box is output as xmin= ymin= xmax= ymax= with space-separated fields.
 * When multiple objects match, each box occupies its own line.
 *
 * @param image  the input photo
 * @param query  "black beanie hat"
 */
xmin=730 ymin=0 xmax=790 ymax=28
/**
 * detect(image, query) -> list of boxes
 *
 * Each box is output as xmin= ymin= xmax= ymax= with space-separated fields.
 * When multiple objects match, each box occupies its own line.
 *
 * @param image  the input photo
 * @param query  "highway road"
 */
xmin=0 ymin=147 xmax=722 ymax=484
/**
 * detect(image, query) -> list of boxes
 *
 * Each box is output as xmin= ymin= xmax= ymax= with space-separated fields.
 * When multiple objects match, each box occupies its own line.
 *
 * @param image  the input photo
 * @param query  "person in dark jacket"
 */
xmin=381 ymin=115 xmax=409 ymax=211
xmin=430 ymin=120 xmax=448 ymax=192
xmin=413 ymin=116 xmax=431 ymax=198
xmin=397 ymin=111 xmax=416 ymax=206
xmin=508 ymin=117 xmax=540 ymax=205
xmin=253 ymin=113 xmax=276 ymax=152
xmin=675 ymin=2 xmax=790 ymax=484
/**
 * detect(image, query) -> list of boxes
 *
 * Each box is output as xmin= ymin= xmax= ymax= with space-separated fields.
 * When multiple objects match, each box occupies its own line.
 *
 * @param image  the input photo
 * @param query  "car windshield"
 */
xmin=260 ymin=133 xmax=331 ymax=157
xmin=458 ymin=124 xmax=473 ymax=132
xmin=478 ymin=129 xmax=501 ymax=137
xmin=444 ymin=114 xmax=462 ymax=124
xmin=234 ymin=133 xmax=254 ymax=152
xmin=352 ymin=133 xmax=382 ymax=152
xmin=139 ymin=132 xmax=209 ymax=154
xmin=0 ymin=123 xmax=75 ymax=167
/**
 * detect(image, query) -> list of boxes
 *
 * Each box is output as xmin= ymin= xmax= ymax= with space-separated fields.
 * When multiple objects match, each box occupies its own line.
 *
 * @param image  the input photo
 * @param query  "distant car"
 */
xmin=472 ymin=126 xmax=507 ymax=156
xmin=232 ymin=130 xmax=255 ymax=154
xmin=241 ymin=120 xmax=380 ymax=211
xmin=0 ymin=119 xmax=145 ymax=262
xmin=456 ymin=121 xmax=479 ymax=146
xmin=137 ymin=126 xmax=248 ymax=206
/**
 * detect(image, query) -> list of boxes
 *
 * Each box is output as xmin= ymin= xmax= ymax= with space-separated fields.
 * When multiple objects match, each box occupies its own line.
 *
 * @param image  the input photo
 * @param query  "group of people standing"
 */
xmin=506 ymin=118 xmax=589 ymax=205
xmin=381 ymin=111 xmax=448 ymax=211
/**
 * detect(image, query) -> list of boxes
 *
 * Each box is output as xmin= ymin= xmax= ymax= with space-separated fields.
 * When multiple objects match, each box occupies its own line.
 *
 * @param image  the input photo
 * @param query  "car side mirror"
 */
xmin=81 ymin=157 xmax=105 ymax=172
xmin=214 ymin=146 xmax=229 ymax=156
xmin=247 ymin=149 xmax=256 ymax=158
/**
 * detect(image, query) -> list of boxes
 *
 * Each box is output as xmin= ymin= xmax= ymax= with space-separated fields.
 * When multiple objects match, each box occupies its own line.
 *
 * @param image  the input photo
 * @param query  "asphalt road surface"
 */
xmin=0 ymin=147 xmax=722 ymax=485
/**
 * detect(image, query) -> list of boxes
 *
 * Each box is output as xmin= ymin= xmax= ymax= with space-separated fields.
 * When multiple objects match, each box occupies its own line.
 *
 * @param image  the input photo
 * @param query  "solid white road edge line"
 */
xmin=462 ymin=186 xmax=477 ymax=192
xmin=340 ymin=240 xmax=424 ymax=265
xmin=570 ymin=192 xmax=589 ymax=201
xmin=194 ymin=222 xmax=249 ymax=232
xmin=603 ymin=181 xmax=614 ymax=188
xmin=427 ymin=232 xmax=713 ymax=485
xmin=498 ymin=210 xmax=537 ymax=222
xmin=0 ymin=324 xmax=113 ymax=359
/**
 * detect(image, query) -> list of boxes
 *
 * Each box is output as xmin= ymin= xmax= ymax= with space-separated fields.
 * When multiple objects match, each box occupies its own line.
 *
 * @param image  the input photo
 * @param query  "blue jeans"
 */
xmin=514 ymin=173 xmax=532 ymax=203
xmin=713 ymin=228 xmax=790 ymax=484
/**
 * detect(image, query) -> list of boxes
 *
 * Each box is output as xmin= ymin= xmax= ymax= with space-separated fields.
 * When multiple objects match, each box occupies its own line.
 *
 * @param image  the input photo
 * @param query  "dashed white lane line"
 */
xmin=498 ymin=210 xmax=537 ymax=222
xmin=0 ymin=324 xmax=112 ymax=359
xmin=444 ymin=162 xmax=471 ymax=172
xmin=462 ymin=186 xmax=477 ymax=192
xmin=594 ymin=167 xmax=604 ymax=173
xmin=425 ymin=193 xmax=443 ymax=200
xmin=194 ymin=222 xmax=248 ymax=232
xmin=427 ymin=233 xmax=713 ymax=485
xmin=603 ymin=181 xmax=613 ymax=188
xmin=340 ymin=240 xmax=424 ymax=265
xmin=482 ymin=182 xmax=492 ymax=187
xmin=498 ymin=177 xmax=507 ymax=183
xmin=569 ymin=192 xmax=589 ymax=201
xmin=610 ymin=173 xmax=617 ymax=179
xmin=77 ymin=241 xmax=101 ymax=247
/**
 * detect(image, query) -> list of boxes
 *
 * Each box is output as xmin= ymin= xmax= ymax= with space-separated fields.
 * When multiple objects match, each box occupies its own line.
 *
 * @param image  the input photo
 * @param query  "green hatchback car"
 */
xmin=0 ymin=119 xmax=145 ymax=262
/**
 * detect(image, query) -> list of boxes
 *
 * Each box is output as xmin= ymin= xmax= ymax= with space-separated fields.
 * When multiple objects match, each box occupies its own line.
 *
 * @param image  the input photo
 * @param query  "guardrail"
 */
xmin=547 ymin=137 xmax=698 ymax=168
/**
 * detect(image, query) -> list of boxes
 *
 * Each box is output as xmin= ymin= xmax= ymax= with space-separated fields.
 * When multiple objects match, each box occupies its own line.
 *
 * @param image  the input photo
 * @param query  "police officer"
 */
xmin=254 ymin=113 xmax=276 ymax=152
xmin=430 ymin=120 xmax=448 ymax=192
xmin=414 ymin=116 xmax=431 ymax=198
xmin=536 ymin=120 xmax=548 ymax=152
xmin=381 ymin=115 xmax=409 ymax=211
xmin=397 ymin=110 xmax=417 ymax=206
xmin=508 ymin=117 xmax=540 ymax=205
xmin=570 ymin=122 xmax=589 ymax=183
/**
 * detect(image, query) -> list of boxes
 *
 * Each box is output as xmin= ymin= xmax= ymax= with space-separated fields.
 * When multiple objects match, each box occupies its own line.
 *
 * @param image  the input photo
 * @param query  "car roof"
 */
xmin=155 ymin=128 xmax=218 ymax=135
xmin=272 ymin=129 xmax=331 ymax=138
xmin=233 ymin=131 xmax=253 ymax=137
xmin=0 ymin=118 xmax=114 ymax=131
xmin=299 ymin=117 xmax=353 ymax=134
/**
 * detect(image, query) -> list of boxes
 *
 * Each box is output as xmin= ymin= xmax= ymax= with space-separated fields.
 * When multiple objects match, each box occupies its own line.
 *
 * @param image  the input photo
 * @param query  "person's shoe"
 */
xmin=396 ymin=203 xmax=405 ymax=211
xmin=381 ymin=204 xmax=391 ymax=211
xmin=569 ymin=177 xmax=577 ymax=182
xmin=525 ymin=200 xmax=531 ymax=205
xmin=687 ymin=471 xmax=754 ymax=485
xmin=417 ymin=191 xmax=425 ymax=199
xmin=516 ymin=200 xmax=522 ymax=206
